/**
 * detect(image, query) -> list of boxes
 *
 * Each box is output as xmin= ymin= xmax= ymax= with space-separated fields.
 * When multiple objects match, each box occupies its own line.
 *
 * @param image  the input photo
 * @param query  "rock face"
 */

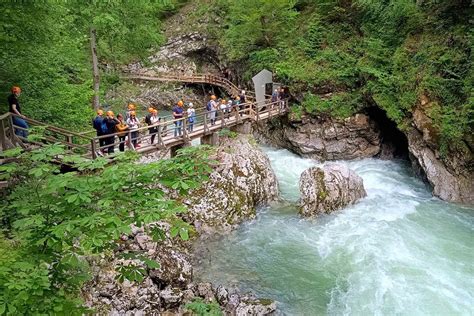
xmin=299 ymin=164 xmax=366 ymax=216
xmin=127 ymin=32 xmax=218 ymax=76
xmin=84 ymin=135 xmax=279 ymax=314
xmin=185 ymin=134 xmax=279 ymax=233
xmin=406 ymin=102 xmax=473 ymax=204
xmin=255 ymin=113 xmax=381 ymax=161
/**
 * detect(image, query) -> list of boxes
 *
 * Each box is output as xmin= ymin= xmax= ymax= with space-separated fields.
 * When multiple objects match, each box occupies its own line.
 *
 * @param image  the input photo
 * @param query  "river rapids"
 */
xmin=194 ymin=147 xmax=473 ymax=315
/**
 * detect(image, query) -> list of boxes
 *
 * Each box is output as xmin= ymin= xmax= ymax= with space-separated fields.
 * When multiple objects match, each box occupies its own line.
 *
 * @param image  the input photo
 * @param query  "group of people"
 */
xmin=92 ymin=104 xmax=159 ymax=155
xmin=93 ymin=101 xmax=198 ymax=155
xmin=205 ymin=90 xmax=249 ymax=126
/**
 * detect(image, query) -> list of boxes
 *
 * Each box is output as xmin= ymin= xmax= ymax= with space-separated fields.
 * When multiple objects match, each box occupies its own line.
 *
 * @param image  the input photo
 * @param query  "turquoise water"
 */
xmin=194 ymin=147 xmax=474 ymax=315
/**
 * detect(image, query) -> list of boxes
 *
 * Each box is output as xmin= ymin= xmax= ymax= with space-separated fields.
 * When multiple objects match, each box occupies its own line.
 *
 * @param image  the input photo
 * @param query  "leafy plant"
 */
xmin=218 ymin=128 xmax=238 ymax=139
xmin=185 ymin=298 xmax=223 ymax=316
xmin=0 ymin=144 xmax=214 ymax=314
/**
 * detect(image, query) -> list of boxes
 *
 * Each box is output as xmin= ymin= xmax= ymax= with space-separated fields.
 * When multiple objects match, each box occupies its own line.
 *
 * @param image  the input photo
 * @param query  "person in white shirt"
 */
xmin=187 ymin=103 xmax=196 ymax=132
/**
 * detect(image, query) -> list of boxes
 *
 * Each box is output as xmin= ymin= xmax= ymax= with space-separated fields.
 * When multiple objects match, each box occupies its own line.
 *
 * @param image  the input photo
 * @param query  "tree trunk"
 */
xmin=90 ymin=28 xmax=100 ymax=110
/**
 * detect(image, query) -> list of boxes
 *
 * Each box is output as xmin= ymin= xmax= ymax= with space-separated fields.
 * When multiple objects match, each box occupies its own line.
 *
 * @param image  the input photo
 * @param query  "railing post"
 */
xmin=256 ymin=103 xmax=260 ymax=122
xmin=7 ymin=114 xmax=20 ymax=146
xmin=0 ymin=117 xmax=6 ymax=150
xmin=203 ymin=112 xmax=208 ymax=133
xmin=66 ymin=134 xmax=73 ymax=150
xmin=219 ymin=109 xmax=225 ymax=127
xmin=127 ymin=130 xmax=134 ymax=150
xmin=157 ymin=125 xmax=163 ymax=146
xmin=91 ymin=138 xmax=97 ymax=159
xmin=182 ymin=118 xmax=188 ymax=140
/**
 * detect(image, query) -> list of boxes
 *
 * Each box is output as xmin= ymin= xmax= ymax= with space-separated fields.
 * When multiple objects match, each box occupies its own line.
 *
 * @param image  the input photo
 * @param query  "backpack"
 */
xmin=206 ymin=101 xmax=212 ymax=111
xmin=100 ymin=119 xmax=108 ymax=134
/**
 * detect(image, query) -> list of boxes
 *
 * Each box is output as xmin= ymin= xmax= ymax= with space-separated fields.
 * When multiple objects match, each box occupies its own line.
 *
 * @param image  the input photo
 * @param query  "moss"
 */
xmin=315 ymin=169 xmax=327 ymax=202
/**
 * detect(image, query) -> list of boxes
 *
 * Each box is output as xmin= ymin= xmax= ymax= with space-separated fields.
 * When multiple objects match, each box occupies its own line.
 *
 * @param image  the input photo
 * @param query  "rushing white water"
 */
xmin=194 ymin=147 xmax=474 ymax=315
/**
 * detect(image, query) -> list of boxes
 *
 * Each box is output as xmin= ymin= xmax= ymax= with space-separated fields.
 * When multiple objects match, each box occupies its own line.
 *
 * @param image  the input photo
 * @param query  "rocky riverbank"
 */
xmin=83 ymin=134 xmax=279 ymax=315
xmin=254 ymin=113 xmax=382 ymax=161
xmin=254 ymin=109 xmax=473 ymax=205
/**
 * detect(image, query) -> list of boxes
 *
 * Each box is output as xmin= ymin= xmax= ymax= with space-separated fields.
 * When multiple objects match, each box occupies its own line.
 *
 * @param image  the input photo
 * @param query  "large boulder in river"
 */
xmin=299 ymin=164 xmax=366 ymax=216
xmin=184 ymin=134 xmax=279 ymax=233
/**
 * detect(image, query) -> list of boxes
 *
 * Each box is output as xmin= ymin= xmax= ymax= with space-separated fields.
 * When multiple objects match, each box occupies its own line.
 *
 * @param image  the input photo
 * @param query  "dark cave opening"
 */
xmin=365 ymin=106 xmax=410 ymax=160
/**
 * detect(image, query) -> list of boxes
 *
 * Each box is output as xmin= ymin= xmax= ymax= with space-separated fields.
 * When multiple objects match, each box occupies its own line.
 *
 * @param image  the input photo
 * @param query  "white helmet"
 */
xmin=188 ymin=102 xmax=193 ymax=107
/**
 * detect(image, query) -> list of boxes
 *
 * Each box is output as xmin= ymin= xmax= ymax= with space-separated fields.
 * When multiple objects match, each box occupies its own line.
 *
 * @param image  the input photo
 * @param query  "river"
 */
xmin=194 ymin=147 xmax=474 ymax=315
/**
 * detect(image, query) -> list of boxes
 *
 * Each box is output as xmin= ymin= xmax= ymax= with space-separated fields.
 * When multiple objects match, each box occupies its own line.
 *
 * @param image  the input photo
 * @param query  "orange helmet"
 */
xmin=152 ymin=109 xmax=158 ymax=114
xmin=221 ymin=99 xmax=226 ymax=104
xmin=127 ymin=103 xmax=136 ymax=110
xmin=130 ymin=111 xmax=136 ymax=116
xmin=97 ymin=109 xmax=104 ymax=115
xmin=211 ymin=95 xmax=216 ymax=100
xmin=106 ymin=110 xmax=114 ymax=117
xmin=11 ymin=86 xmax=21 ymax=94
xmin=148 ymin=107 xmax=154 ymax=113
xmin=177 ymin=100 xmax=184 ymax=106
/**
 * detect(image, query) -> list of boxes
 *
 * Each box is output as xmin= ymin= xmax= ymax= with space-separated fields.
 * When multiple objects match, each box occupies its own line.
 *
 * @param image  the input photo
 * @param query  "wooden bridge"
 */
xmin=124 ymin=73 xmax=254 ymax=100
xmin=0 ymin=73 xmax=287 ymax=159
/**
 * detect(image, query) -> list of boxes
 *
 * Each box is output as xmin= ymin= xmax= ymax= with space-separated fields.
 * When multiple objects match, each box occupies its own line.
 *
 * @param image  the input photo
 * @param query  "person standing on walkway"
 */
xmin=127 ymin=111 xmax=140 ymax=148
xmin=145 ymin=107 xmax=156 ymax=143
xmin=220 ymin=99 xmax=228 ymax=120
xmin=239 ymin=90 xmax=246 ymax=114
xmin=233 ymin=95 xmax=241 ymax=116
xmin=149 ymin=109 xmax=160 ymax=144
xmin=92 ymin=109 xmax=106 ymax=156
xmin=8 ymin=86 xmax=28 ymax=138
xmin=207 ymin=95 xmax=217 ymax=126
xmin=279 ymin=88 xmax=286 ymax=109
xmin=126 ymin=103 xmax=136 ymax=120
xmin=103 ymin=111 xmax=119 ymax=154
xmin=187 ymin=103 xmax=196 ymax=132
xmin=173 ymin=100 xmax=184 ymax=137
xmin=271 ymin=88 xmax=279 ymax=108
xmin=116 ymin=113 xmax=128 ymax=152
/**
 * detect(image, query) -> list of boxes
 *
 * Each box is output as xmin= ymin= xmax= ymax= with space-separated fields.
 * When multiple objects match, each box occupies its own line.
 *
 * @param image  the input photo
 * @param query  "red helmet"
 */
xmin=11 ymin=86 xmax=21 ymax=94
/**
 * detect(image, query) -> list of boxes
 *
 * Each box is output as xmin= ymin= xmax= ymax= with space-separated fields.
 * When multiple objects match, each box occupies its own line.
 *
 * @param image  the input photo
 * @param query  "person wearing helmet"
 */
xmin=187 ymin=103 xmax=196 ymax=132
xmin=115 ymin=113 xmax=129 ymax=152
xmin=145 ymin=107 xmax=154 ymax=125
xmin=103 ymin=111 xmax=119 ymax=154
xmin=127 ymin=111 xmax=140 ymax=148
xmin=149 ymin=109 xmax=160 ymax=144
xmin=172 ymin=100 xmax=184 ymax=137
xmin=239 ymin=90 xmax=246 ymax=114
xmin=233 ymin=95 xmax=241 ymax=116
xmin=220 ymin=99 xmax=228 ymax=120
xmin=92 ymin=109 xmax=106 ymax=156
xmin=126 ymin=103 xmax=136 ymax=120
xmin=206 ymin=95 xmax=218 ymax=125
xmin=8 ymin=86 xmax=28 ymax=138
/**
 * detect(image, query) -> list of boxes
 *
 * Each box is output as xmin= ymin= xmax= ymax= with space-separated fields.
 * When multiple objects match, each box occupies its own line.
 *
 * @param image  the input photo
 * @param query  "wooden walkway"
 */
xmin=0 ymin=73 xmax=288 ymax=159
xmin=123 ymin=73 xmax=255 ymax=100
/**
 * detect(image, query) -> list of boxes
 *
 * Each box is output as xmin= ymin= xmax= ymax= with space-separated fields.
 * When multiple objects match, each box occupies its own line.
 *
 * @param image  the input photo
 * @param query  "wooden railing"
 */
xmin=123 ymin=73 xmax=256 ymax=101
xmin=89 ymin=99 xmax=288 ymax=158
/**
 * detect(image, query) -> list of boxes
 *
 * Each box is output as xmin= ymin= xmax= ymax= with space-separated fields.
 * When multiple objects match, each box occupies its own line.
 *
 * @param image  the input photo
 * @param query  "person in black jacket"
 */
xmin=103 ymin=111 xmax=119 ymax=154
xmin=8 ymin=86 xmax=29 ymax=138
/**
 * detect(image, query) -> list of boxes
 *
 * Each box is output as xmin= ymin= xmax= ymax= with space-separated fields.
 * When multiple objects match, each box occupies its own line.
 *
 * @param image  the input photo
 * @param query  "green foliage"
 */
xmin=302 ymin=92 xmax=364 ymax=118
xmin=185 ymin=298 xmax=223 ymax=316
xmin=216 ymin=0 xmax=473 ymax=150
xmin=0 ymin=144 xmax=214 ymax=314
xmin=0 ymin=1 xmax=182 ymax=129
xmin=219 ymin=0 xmax=298 ymax=61
xmin=218 ymin=128 xmax=238 ymax=139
